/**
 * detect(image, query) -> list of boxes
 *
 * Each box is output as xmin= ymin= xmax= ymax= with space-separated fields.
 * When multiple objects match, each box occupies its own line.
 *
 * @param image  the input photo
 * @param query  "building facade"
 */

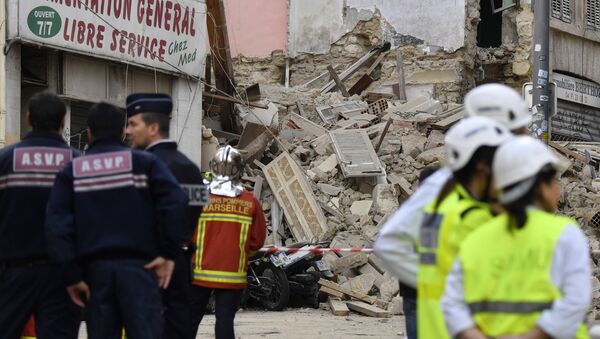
xmin=0 ymin=0 xmax=207 ymax=163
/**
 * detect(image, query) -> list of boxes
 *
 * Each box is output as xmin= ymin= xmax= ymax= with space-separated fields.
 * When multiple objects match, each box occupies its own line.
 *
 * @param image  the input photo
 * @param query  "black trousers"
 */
xmin=0 ymin=263 xmax=81 ymax=339
xmin=162 ymin=251 xmax=194 ymax=339
xmin=190 ymin=286 xmax=243 ymax=339
xmin=85 ymin=259 xmax=162 ymax=339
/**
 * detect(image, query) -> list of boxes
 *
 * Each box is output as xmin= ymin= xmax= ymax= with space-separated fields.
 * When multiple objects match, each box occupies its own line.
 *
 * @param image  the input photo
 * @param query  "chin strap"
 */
xmin=209 ymin=177 xmax=244 ymax=198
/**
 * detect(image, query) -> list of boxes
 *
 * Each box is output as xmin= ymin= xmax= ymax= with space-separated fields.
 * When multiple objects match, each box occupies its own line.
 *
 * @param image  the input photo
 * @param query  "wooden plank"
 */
xmin=327 ymin=65 xmax=350 ymax=97
xmin=287 ymin=113 xmax=327 ymax=137
xmin=211 ymin=129 xmax=241 ymax=140
xmin=346 ymin=301 xmax=390 ymax=318
xmin=375 ymin=118 xmax=393 ymax=152
xmin=319 ymin=279 xmax=377 ymax=305
xmin=271 ymin=200 xmax=284 ymax=246
xmin=328 ymin=297 xmax=350 ymax=316
xmin=263 ymin=153 xmax=329 ymax=241
xmin=296 ymin=101 xmax=307 ymax=117
xmin=320 ymin=286 xmax=347 ymax=300
xmin=396 ymin=49 xmax=407 ymax=101
xmin=252 ymin=176 xmax=263 ymax=200
xmin=302 ymin=64 xmax=342 ymax=88
xmin=202 ymin=91 xmax=269 ymax=109
xmin=549 ymin=141 xmax=589 ymax=164
xmin=321 ymin=49 xmax=378 ymax=93
xmin=348 ymin=53 xmax=388 ymax=96
xmin=432 ymin=110 xmax=464 ymax=130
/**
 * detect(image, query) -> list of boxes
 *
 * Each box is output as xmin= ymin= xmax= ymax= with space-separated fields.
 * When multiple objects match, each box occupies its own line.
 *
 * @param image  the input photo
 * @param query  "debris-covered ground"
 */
xmin=202 ymin=38 xmax=600 ymax=321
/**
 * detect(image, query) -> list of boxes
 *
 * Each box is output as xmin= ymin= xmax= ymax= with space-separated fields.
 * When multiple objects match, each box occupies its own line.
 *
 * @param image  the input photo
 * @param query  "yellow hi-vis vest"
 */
xmin=459 ymin=209 xmax=589 ymax=338
xmin=417 ymin=184 xmax=493 ymax=339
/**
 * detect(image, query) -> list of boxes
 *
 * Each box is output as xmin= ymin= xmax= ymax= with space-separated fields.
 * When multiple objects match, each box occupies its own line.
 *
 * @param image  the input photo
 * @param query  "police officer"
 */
xmin=0 ymin=91 xmax=80 ymax=339
xmin=191 ymin=146 xmax=266 ymax=339
xmin=442 ymin=136 xmax=591 ymax=339
xmin=46 ymin=102 xmax=187 ymax=339
xmin=125 ymin=93 xmax=206 ymax=339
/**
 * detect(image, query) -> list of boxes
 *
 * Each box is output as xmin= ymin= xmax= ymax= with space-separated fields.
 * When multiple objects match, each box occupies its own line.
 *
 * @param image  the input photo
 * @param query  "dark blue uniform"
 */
xmin=147 ymin=140 xmax=206 ymax=339
xmin=0 ymin=131 xmax=81 ymax=339
xmin=46 ymin=138 xmax=187 ymax=339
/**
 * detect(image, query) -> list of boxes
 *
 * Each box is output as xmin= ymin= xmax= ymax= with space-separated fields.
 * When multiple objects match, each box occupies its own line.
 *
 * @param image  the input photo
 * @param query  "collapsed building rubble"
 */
xmin=203 ymin=37 xmax=600 ymax=318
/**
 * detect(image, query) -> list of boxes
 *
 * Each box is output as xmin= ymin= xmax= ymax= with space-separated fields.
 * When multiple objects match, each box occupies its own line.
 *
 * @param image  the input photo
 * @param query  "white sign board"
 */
xmin=553 ymin=73 xmax=600 ymax=108
xmin=11 ymin=0 xmax=206 ymax=77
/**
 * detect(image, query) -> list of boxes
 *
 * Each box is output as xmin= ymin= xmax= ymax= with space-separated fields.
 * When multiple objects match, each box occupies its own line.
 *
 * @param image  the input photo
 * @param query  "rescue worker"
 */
xmin=374 ymin=83 xmax=530 ymax=339
xmin=125 ymin=93 xmax=206 ymax=339
xmin=45 ymin=102 xmax=188 ymax=339
xmin=0 ymin=91 xmax=80 ymax=339
xmin=191 ymin=146 xmax=266 ymax=339
xmin=417 ymin=116 xmax=511 ymax=339
xmin=442 ymin=136 xmax=591 ymax=339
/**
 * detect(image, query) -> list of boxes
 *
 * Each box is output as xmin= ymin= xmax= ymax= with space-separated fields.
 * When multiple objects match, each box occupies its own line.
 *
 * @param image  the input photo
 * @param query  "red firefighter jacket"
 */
xmin=192 ymin=190 xmax=266 ymax=289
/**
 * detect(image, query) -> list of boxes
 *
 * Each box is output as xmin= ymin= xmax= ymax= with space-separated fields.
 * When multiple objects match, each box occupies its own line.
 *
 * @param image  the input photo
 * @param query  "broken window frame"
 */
xmin=490 ymin=0 xmax=519 ymax=14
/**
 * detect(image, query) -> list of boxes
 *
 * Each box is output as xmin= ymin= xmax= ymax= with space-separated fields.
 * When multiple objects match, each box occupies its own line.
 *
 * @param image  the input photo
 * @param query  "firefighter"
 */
xmin=0 ymin=91 xmax=80 ymax=339
xmin=442 ymin=136 xmax=591 ymax=339
xmin=374 ymin=83 xmax=530 ymax=339
xmin=125 ymin=93 xmax=206 ymax=339
xmin=417 ymin=117 xmax=511 ymax=339
xmin=46 ymin=102 xmax=188 ymax=339
xmin=191 ymin=146 xmax=266 ymax=339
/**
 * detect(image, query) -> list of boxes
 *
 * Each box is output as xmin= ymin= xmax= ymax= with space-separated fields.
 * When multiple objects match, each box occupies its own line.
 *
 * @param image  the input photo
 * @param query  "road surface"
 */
xmin=78 ymin=307 xmax=405 ymax=338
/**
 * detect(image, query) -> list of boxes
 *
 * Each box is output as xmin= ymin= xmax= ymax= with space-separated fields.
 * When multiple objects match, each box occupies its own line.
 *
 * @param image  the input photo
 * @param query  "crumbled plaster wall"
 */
xmin=233 ymin=11 xmax=385 ymax=87
xmin=347 ymin=0 xmax=466 ymax=52
xmin=231 ymin=4 xmax=482 ymax=105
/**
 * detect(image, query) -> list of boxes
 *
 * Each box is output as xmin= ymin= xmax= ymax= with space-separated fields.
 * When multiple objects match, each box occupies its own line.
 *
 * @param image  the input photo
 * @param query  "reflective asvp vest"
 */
xmin=459 ymin=209 xmax=589 ymax=338
xmin=417 ymin=184 xmax=493 ymax=339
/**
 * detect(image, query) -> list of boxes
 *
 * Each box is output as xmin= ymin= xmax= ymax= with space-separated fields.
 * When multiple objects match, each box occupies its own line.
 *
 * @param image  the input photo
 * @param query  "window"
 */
xmin=587 ymin=0 xmax=600 ymax=30
xmin=490 ymin=0 xmax=519 ymax=14
xmin=552 ymin=0 xmax=572 ymax=23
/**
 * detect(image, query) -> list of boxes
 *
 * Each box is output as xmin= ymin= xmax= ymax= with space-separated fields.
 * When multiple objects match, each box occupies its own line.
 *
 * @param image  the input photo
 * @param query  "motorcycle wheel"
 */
xmin=259 ymin=264 xmax=290 ymax=311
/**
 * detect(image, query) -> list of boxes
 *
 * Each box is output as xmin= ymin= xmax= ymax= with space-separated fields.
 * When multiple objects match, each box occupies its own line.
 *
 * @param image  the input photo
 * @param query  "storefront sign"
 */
xmin=11 ymin=0 xmax=206 ymax=77
xmin=553 ymin=73 xmax=600 ymax=108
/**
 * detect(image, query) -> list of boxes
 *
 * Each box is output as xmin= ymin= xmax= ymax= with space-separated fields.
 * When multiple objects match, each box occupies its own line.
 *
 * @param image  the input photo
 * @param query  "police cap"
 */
xmin=126 ymin=93 xmax=173 ymax=118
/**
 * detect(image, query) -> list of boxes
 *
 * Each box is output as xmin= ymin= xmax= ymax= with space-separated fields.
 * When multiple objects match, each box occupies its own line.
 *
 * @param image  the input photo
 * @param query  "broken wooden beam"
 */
xmin=318 ymin=279 xmax=377 ymax=305
xmin=202 ymin=91 xmax=269 ymax=109
xmin=432 ymin=110 xmax=464 ymax=130
xmin=396 ymin=49 xmax=407 ymax=101
xmin=549 ymin=141 xmax=589 ymax=164
xmin=321 ymin=41 xmax=390 ymax=93
xmin=320 ymin=286 xmax=347 ymax=300
xmin=375 ymin=118 xmax=393 ymax=153
xmin=346 ymin=301 xmax=390 ymax=318
xmin=327 ymin=65 xmax=350 ymax=97
xmin=348 ymin=52 xmax=388 ymax=96
xmin=296 ymin=101 xmax=307 ymax=118
xmin=328 ymin=297 xmax=350 ymax=316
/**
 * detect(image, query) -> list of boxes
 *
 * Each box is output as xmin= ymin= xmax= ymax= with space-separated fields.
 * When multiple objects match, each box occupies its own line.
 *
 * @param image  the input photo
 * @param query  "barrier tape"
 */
xmin=259 ymin=247 xmax=374 ymax=254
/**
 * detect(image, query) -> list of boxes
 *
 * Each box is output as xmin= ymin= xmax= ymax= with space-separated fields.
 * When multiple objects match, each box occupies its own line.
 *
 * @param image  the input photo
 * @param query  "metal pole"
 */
xmin=530 ymin=0 xmax=551 ymax=143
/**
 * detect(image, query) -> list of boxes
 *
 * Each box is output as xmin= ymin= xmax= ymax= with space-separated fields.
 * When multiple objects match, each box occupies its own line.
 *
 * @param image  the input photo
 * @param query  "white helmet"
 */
xmin=464 ymin=83 xmax=530 ymax=131
xmin=445 ymin=116 xmax=511 ymax=171
xmin=493 ymin=136 xmax=562 ymax=204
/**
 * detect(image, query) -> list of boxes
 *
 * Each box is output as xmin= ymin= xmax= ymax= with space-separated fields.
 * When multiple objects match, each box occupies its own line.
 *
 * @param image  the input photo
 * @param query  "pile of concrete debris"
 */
xmin=203 ymin=45 xmax=600 ymax=317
